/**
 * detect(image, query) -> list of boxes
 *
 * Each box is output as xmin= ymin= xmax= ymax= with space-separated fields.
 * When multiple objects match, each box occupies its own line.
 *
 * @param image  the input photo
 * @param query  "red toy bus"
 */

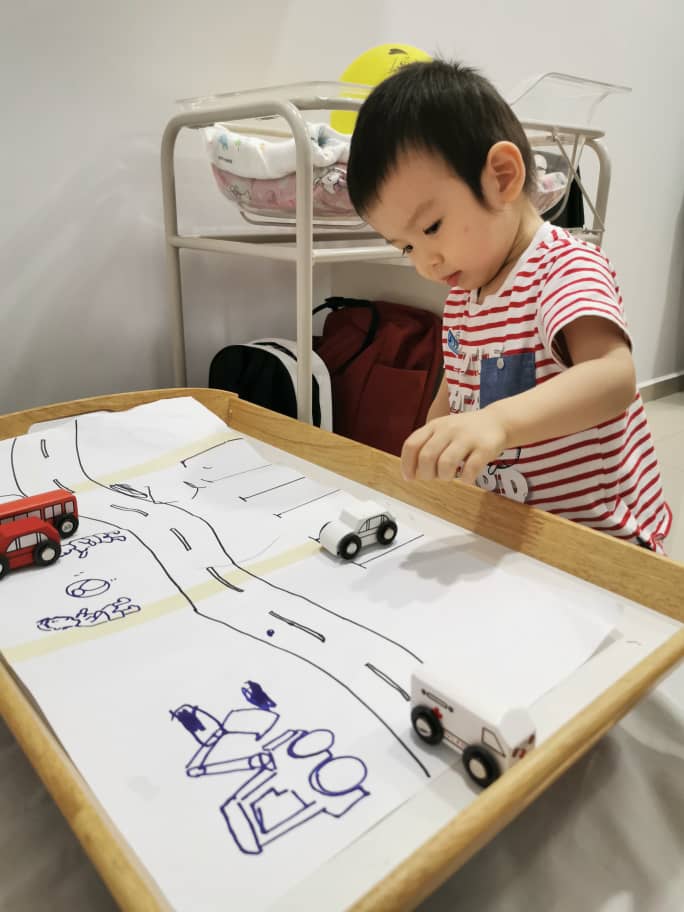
xmin=0 ymin=490 xmax=79 ymax=538
xmin=0 ymin=491 xmax=79 ymax=580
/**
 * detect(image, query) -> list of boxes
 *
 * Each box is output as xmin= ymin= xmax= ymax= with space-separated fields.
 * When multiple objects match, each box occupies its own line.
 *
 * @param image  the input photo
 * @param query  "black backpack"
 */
xmin=208 ymin=338 xmax=333 ymax=429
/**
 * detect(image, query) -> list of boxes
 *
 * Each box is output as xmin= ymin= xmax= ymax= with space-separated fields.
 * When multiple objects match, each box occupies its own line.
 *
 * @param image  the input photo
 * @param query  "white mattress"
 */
xmin=2 ymin=659 xmax=683 ymax=911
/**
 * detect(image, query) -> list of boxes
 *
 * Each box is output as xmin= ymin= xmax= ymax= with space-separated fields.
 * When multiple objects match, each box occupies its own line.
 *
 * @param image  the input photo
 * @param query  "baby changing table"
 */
xmin=160 ymin=75 xmax=629 ymax=422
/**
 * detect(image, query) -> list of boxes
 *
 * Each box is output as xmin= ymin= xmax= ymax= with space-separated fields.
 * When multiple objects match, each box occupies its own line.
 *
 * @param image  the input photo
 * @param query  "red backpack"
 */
xmin=313 ymin=297 xmax=443 ymax=456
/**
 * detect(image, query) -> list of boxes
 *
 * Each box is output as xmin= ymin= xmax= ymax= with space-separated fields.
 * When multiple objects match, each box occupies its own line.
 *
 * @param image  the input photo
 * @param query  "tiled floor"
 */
xmin=644 ymin=391 xmax=684 ymax=561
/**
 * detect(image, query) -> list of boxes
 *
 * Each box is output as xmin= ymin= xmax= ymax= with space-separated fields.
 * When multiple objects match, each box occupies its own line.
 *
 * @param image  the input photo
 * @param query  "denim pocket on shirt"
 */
xmin=480 ymin=351 xmax=536 ymax=408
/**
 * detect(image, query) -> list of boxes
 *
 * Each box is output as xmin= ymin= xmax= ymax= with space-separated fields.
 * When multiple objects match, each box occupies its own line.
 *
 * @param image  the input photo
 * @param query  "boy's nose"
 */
xmin=427 ymin=249 xmax=444 ymax=276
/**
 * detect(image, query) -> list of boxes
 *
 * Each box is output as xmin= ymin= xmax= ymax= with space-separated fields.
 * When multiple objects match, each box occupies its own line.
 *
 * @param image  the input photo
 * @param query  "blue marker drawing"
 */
xmin=37 ymin=596 xmax=141 ymax=632
xmin=242 ymin=681 xmax=277 ymax=710
xmin=61 ymin=531 xmax=127 ymax=560
xmin=171 ymin=698 xmax=279 ymax=779
xmin=220 ymin=730 xmax=368 ymax=855
xmin=66 ymin=578 xmax=111 ymax=598
xmin=171 ymin=682 xmax=370 ymax=854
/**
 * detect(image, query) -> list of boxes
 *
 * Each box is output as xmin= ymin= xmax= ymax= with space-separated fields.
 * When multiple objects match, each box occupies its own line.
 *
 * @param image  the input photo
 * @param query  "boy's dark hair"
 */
xmin=346 ymin=59 xmax=536 ymax=215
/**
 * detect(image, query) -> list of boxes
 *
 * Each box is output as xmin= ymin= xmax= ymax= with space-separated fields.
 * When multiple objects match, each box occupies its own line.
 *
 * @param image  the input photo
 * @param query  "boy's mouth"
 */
xmin=443 ymin=271 xmax=461 ymax=286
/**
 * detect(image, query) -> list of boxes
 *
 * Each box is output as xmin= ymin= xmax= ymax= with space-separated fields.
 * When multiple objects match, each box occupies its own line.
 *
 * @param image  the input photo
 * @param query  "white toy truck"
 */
xmin=319 ymin=500 xmax=398 ymax=561
xmin=410 ymin=663 xmax=536 ymax=788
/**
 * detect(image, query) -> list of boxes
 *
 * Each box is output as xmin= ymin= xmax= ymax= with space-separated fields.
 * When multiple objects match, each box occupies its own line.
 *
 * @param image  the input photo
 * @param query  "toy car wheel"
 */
xmin=0 ymin=557 xmax=8 ymax=580
xmin=338 ymin=533 xmax=362 ymax=560
xmin=34 ymin=540 xmax=61 ymax=566
xmin=411 ymin=705 xmax=444 ymax=745
xmin=377 ymin=520 xmax=398 ymax=545
xmin=56 ymin=515 xmax=79 ymax=537
xmin=462 ymin=744 xmax=501 ymax=788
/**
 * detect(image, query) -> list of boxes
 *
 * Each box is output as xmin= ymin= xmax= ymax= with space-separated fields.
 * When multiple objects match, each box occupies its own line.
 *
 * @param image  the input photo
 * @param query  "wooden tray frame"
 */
xmin=1 ymin=388 xmax=682 ymax=911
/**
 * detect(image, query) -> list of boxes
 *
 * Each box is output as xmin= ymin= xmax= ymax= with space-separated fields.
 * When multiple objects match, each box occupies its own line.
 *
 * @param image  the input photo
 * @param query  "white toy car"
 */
xmin=319 ymin=500 xmax=398 ymax=561
xmin=410 ymin=663 xmax=536 ymax=788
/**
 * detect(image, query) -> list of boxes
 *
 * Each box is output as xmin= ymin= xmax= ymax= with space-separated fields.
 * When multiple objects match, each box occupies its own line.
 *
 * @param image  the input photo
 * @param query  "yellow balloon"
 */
xmin=331 ymin=44 xmax=432 ymax=134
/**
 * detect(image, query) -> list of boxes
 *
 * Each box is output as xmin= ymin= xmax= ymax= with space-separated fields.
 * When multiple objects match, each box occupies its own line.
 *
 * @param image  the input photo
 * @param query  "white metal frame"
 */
xmin=160 ymin=86 xmax=614 ymax=422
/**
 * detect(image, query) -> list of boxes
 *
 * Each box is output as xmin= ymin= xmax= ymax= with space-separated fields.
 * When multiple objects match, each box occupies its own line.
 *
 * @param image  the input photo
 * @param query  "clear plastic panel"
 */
xmin=508 ymin=72 xmax=631 ymax=129
xmin=177 ymin=81 xmax=372 ymax=113
xmin=177 ymin=81 xmax=373 ymax=138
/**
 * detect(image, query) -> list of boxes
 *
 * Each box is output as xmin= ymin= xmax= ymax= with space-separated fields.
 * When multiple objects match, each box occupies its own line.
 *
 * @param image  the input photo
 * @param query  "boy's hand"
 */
xmin=401 ymin=410 xmax=509 ymax=485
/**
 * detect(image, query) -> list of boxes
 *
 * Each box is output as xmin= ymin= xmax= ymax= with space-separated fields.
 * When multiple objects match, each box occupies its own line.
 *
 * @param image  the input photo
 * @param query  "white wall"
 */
xmin=2 ymin=0 xmax=683 ymax=413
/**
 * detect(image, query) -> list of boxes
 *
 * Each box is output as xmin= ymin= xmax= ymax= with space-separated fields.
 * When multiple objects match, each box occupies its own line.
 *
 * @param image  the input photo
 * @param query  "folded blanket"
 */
xmin=205 ymin=122 xmax=350 ymax=181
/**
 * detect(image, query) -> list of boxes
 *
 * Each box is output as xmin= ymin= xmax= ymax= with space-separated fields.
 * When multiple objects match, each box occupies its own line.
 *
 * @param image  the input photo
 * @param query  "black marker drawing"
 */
xmin=239 ymin=476 xmax=305 ymax=502
xmin=182 ymin=481 xmax=203 ymax=499
xmin=110 ymin=504 xmax=149 ymax=517
xmin=8 ymin=420 xmax=431 ymax=778
xmin=274 ymin=488 xmax=340 ymax=518
xmin=200 ymin=463 xmax=272 ymax=484
xmin=268 ymin=610 xmax=326 ymax=643
xmin=170 ymin=528 xmax=191 ymax=551
xmin=365 ymin=663 xmax=411 ymax=701
xmin=359 ymin=534 xmax=426 ymax=567
xmin=181 ymin=438 xmax=243 ymax=468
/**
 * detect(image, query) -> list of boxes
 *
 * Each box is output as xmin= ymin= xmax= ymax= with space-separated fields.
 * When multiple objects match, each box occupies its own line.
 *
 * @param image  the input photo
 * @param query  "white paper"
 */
xmin=0 ymin=399 xmax=621 ymax=910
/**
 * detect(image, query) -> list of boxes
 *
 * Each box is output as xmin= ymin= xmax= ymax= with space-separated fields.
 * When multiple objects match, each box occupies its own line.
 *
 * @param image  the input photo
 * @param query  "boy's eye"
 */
xmin=424 ymin=219 xmax=441 ymax=236
xmin=401 ymin=244 xmax=413 ymax=256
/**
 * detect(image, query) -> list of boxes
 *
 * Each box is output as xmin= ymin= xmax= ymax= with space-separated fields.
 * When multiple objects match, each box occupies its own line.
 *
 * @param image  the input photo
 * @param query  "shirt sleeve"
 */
xmin=538 ymin=244 xmax=632 ymax=367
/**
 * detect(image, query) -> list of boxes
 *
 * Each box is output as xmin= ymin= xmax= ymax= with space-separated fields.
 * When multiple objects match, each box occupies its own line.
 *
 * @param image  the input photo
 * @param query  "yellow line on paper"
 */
xmin=3 ymin=540 xmax=322 ymax=663
xmin=72 ymin=431 xmax=242 ymax=493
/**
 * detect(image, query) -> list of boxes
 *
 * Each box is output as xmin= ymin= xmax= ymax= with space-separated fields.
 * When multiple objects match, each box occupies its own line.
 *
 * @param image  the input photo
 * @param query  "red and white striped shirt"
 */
xmin=443 ymin=222 xmax=671 ymax=550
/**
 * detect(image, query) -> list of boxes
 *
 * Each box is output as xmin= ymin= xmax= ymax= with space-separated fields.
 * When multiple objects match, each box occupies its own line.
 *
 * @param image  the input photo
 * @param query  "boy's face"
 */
xmin=365 ymin=148 xmax=521 ymax=291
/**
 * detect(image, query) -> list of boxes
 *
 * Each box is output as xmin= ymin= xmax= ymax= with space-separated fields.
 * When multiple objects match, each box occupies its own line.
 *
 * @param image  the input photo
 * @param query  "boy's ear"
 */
xmin=482 ymin=141 xmax=526 ymax=205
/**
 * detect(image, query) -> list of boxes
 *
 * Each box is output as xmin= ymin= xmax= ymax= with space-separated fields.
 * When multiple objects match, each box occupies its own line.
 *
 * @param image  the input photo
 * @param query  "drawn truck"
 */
xmin=0 ymin=491 xmax=79 ymax=580
xmin=410 ymin=664 xmax=536 ymax=788
xmin=319 ymin=500 xmax=398 ymax=560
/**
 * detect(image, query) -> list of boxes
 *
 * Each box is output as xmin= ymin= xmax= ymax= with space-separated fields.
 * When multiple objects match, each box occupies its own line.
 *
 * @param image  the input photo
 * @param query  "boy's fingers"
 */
xmin=415 ymin=430 xmax=455 ymax=480
xmin=401 ymin=425 xmax=434 ymax=479
xmin=436 ymin=441 xmax=469 ymax=480
xmin=460 ymin=449 xmax=489 ymax=486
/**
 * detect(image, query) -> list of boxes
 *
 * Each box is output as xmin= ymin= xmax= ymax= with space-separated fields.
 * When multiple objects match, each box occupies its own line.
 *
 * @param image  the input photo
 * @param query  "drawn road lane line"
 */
xmin=4 ymin=540 xmax=322 ymax=662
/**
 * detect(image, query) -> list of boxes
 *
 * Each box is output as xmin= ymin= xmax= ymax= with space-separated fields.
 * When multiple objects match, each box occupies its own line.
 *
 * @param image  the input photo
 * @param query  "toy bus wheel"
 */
xmin=0 ymin=557 xmax=8 ymax=579
xmin=377 ymin=520 xmax=398 ymax=545
xmin=462 ymin=744 xmax=501 ymax=788
xmin=338 ymin=533 xmax=362 ymax=560
xmin=56 ymin=515 xmax=79 ymax=537
xmin=34 ymin=541 xmax=61 ymax=566
xmin=411 ymin=706 xmax=444 ymax=745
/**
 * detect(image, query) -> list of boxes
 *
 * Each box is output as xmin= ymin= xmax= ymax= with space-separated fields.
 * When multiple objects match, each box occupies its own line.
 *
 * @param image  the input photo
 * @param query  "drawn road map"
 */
xmin=0 ymin=398 xmax=619 ymax=910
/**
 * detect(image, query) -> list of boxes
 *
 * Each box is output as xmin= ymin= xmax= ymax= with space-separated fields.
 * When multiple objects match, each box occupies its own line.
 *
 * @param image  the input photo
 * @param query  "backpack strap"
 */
xmin=313 ymin=297 xmax=380 ymax=374
xmin=249 ymin=340 xmax=332 ymax=430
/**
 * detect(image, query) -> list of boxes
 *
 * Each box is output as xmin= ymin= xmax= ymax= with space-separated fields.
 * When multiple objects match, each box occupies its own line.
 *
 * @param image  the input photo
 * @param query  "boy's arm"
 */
xmin=425 ymin=374 xmax=450 ymax=422
xmin=401 ymin=317 xmax=636 ymax=483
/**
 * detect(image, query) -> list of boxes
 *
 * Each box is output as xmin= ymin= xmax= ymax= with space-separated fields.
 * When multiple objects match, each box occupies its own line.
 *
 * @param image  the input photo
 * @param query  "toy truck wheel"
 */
xmin=338 ymin=533 xmax=362 ymax=560
xmin=377 ymin=520 xmax=398 ymax=545
xmin=0 ymin=557 xmax=8 ymax=579
xmin=34 ymin=540 xmax=61 ymax=566
xmin=462 ymin=744 xmax=501 ymax=788
xmin=411 ymin=706 xmax=444 ymax=745
xmin=56 ymin=515 xmax=79 ymax=537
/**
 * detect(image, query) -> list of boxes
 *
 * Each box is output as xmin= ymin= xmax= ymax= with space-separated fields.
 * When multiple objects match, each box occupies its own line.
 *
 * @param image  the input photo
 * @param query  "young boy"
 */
xmin=346 ymin=60 xmax=671 ymax=551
